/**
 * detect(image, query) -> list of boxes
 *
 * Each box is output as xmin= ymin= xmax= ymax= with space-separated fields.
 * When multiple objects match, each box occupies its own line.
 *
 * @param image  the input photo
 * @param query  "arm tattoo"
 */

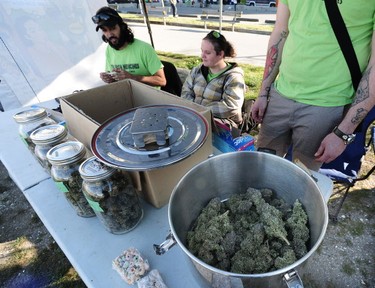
xmin=351 ymin=66 xmax=372 ymax=125
xmin=263 ymin=30 xmax=288 ymax=80
xmin=352 ymin=108 xmax=367 ymax=125
xmin=353 ymin=66 xmax=371 ymax=105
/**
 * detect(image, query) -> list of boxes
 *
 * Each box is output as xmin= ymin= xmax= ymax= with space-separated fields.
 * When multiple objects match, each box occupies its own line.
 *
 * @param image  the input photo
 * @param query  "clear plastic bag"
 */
xmin=137 ymin=269 xmax=168 ymax=288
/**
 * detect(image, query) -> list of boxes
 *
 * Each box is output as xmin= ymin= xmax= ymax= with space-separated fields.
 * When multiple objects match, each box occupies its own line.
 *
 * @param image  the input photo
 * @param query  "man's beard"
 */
xmin=107 ymin=31 xmax=126 ymax=50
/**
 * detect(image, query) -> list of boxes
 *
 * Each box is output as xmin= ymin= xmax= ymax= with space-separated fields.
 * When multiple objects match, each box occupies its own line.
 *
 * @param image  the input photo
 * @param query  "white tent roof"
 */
xmin=0 ymin=0 xmax=107 ymax=111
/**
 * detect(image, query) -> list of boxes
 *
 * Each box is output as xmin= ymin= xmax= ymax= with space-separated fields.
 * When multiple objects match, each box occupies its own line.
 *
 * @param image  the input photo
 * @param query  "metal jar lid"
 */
xmin=46 ymin=141 xmax=86 ymax=166
xmin=30 ymin=124 xmax=68 ymax=145
xmin=79 ymin=156 xmax=116 ymax=181
xmin=91 ymin=104 xmax=209 ymax=171
xmin=13 ymin=107 xmax=48 ymax=123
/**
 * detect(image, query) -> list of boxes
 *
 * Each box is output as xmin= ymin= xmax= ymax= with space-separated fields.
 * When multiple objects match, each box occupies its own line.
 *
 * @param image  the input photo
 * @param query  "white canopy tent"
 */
xmin=0 ymin=0 xmax=227 ymax=111
xmin=0 ymin=0 xmax=107 ymax=111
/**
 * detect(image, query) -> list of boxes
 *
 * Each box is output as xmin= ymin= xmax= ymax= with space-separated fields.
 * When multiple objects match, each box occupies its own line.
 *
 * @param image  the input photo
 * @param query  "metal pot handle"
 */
xmin=153 ymin=232 xmax=177 ymax=255
xmin=283 ymin=270 xmax=304 ymax=288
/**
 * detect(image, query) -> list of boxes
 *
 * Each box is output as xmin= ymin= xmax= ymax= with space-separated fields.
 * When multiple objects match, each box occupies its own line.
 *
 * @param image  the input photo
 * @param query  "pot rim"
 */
xmin=168 ymin=151 xmax=329 ymax=278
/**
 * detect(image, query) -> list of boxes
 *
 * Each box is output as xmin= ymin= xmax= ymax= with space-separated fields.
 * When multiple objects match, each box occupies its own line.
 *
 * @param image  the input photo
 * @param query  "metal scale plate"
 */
xmin=91 ymin=105 xmax=209 ymax=170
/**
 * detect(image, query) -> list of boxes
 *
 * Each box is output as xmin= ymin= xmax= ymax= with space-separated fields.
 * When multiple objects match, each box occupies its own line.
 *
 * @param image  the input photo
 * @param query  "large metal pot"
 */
xmin=157 ymin=151 xmax=328 ymax=288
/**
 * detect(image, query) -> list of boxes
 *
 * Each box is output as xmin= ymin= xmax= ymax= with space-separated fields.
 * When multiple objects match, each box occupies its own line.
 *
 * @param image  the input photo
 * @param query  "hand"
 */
xmin=112 ymin=68 xmax=134 ymax=81
xmin=251 ymin=96 xmax=269 ymax=123
xmin=314 ymin=133 xmax=346 ymax=163
xmin=100 ymin=72 xmax=116 ymax=83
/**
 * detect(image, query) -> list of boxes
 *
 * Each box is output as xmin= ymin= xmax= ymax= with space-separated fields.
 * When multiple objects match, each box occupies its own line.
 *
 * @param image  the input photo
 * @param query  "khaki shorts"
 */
xmin=257 ymin=86 xmax=345 ymax=171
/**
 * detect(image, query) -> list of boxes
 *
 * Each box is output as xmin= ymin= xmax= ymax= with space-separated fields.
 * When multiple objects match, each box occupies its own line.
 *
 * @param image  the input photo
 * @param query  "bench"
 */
xmin=238 ymin=17 xmax=260 ymax=23
xmin=113 ymin=4 xmax=170 ymax=25
xmin=144 ymin=6 xmax=171 ymax=25
xmin=200 ymin=9 xmax=243 ymax=32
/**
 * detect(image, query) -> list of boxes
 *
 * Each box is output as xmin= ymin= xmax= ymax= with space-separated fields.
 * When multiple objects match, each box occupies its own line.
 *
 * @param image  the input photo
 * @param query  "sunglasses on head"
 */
xmin=211 ymin=31 xmax=221 ymax=39
xmin=92 ymin=13 xmax=112 ymax=24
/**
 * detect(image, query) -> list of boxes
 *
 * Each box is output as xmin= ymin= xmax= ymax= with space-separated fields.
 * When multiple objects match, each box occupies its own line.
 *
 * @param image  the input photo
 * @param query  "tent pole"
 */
xmin=219 ymin=0 xmax=223 ymax=33
xmin=140 ymin=0 xmax=155 ymax=48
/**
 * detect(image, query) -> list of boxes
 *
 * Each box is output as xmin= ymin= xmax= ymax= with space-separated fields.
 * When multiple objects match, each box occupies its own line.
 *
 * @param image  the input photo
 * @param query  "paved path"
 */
xmin=118 ymin=3 xmax=277 ymax=24
xmin=130 ymin=22 xmax=270 ymax=66
xmin=174 ymin=4 xmax=277 ymax=24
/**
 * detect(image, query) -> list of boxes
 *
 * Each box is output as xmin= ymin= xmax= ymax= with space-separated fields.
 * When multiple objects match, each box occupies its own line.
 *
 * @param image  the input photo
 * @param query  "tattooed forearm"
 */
xmin=351 ymin=107 xmax=367 ymax=125
xmin=350 ymin=66 xmax=372 ymax=125
xmin=263 ymin=30 xmax=288 ymax=80
xmin=353 ymin=66 xmax=371 ymax=105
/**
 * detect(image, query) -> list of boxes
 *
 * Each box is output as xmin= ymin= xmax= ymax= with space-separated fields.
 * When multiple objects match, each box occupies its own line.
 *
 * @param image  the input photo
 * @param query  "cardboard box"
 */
xmin=60 ymin=79 xmax=213 ymax=208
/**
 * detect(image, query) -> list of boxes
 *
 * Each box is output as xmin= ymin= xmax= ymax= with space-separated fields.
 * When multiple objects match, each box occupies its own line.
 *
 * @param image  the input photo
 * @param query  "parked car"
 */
xmin=246 ymin=0 xmax=276 ymax=7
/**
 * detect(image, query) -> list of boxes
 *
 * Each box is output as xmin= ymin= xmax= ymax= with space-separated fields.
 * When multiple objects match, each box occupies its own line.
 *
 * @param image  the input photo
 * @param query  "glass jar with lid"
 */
xmin=47 ymin=141 xmax=95 ymax=218
xmin=79 ymin=157 xmax=143 ymax=234
xmin=30 ymin=124 xmax=69 ymax=171
xmin=13 ymin=107 xmax=56 ymax=151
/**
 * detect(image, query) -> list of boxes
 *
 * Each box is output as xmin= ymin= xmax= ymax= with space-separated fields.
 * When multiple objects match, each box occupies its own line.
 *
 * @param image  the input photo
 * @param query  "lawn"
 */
xmin=121 ymin=11 xmax=270 ymax=99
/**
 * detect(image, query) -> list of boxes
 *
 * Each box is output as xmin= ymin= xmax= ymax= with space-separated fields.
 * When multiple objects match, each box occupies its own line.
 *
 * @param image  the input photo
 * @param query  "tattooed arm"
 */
xmin=315 ymin=32 xmax=375 ymax=163
xmin=251 ymin=2 xmax=290 ymax=123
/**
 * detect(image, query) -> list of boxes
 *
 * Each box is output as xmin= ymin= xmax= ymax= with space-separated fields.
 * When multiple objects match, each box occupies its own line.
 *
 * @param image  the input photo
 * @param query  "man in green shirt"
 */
xmin=92 ymin=7 xmax=166 ymax=87
xmin=251 ymin=0 xmax=375 ymax=171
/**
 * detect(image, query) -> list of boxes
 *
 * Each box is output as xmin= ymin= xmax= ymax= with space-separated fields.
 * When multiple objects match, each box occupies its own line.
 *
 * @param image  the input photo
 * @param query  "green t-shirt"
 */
xmin=276 ymin=0 xmax=375 ymax=106
xmin=105 ymin=38 xmax=162 ymax=76
xmin=207 ymin=63 xmax=232 ymax=82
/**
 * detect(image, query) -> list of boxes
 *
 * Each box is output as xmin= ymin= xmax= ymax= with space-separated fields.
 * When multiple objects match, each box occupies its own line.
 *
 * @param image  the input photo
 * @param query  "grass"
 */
xmin=341 ymin=261 xmax=356 ymax=276
xmin=347 ymin=220 xmax=366 ymax=236
xmin=120 ymin=10 xmax=271 ymax=99
xmin=0 ymin=234 xmax=85 ymax=287
xmin=339 ymin=188 xmax=375 ymax=215
xmin=13 ymin=237 xmax=34 ymax=262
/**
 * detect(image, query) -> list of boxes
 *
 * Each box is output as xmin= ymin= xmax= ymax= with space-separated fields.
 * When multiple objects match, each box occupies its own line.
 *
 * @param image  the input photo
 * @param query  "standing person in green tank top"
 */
xmin=92 ymin=7 xmax=166 ymax=88
xmin=251 ymin=0 xmax=375 ymax=171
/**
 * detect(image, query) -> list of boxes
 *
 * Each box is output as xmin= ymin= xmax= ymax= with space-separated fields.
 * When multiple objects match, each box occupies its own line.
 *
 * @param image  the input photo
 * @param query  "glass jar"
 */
xmin=13 ymin=107 xmax=56 ymax=151
xmin=30 ymin=124 xmax=69 ymax=171
xmin=47 ymin=141 xmax=95 ymax=218
xmin=79 ymin=157 xmax=143 ymax=234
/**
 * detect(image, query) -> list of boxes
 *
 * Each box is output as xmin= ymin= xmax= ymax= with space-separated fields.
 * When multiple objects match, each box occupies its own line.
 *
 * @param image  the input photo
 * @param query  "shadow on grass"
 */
xmin=0 ymin=238 xmax=86 ymax=288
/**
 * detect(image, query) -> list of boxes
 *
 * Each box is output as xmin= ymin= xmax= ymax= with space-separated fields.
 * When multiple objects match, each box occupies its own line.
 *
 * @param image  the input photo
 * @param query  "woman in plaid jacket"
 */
xmin=181 ymin=31 xmax=245 ymax=129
